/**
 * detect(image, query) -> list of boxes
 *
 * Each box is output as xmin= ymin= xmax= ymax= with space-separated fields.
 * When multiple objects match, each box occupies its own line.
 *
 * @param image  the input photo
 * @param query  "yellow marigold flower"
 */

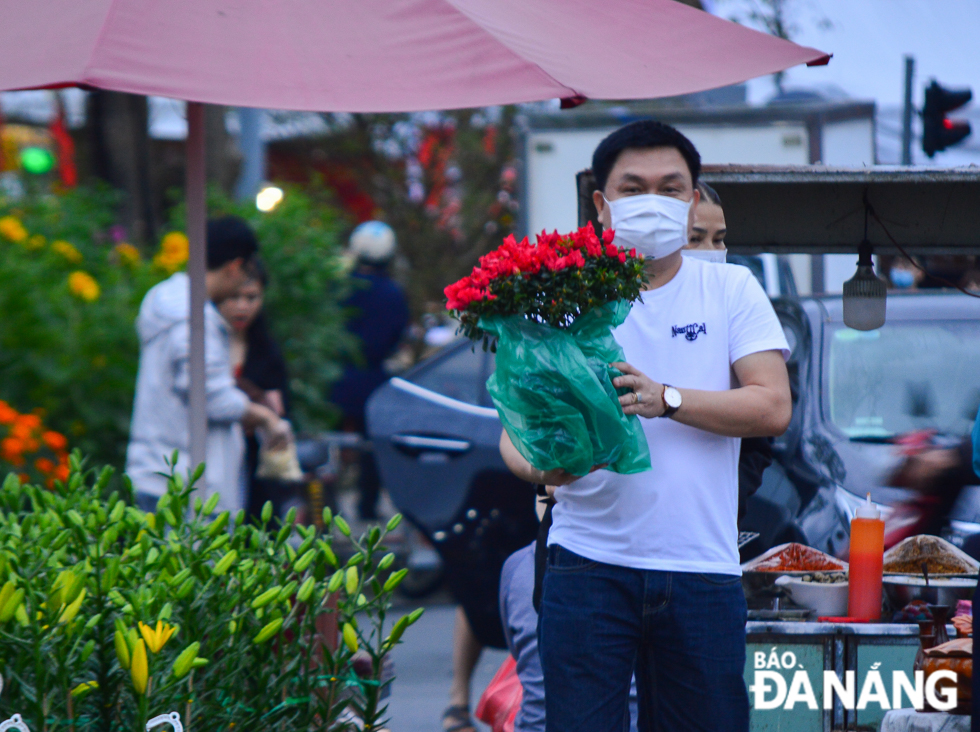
xmin=153 ymin=232 xmax=189 ymax=273
xmin=52 ymin=240 xmax=83 ymax=263
xmin=138 ymin=619 xmax=176 ymax=653
xmin=27 ymin=234 xmax=46 ymax=250
xmin=130 ymin=638 xmax=148 ymax=695
xmin=161 ymin=231 xmax=189 ymax=256
xmin=68 ymin=271 xmax=100 ymax=302
xmin=0 ymin=216 xmax=27 ymax=243
xmin=115 ymin=242 xmax=141 ymax=266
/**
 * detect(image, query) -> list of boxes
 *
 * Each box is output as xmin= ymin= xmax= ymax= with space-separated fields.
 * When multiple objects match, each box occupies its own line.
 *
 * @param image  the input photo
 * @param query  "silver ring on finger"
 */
xmin=636 ymin=390 xmax=643 ymax=403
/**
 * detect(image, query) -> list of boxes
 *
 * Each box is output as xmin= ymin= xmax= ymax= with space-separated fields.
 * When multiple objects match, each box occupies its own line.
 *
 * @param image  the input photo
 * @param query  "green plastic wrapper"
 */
xmin=480 ymin=300 xmax=651 ymax=477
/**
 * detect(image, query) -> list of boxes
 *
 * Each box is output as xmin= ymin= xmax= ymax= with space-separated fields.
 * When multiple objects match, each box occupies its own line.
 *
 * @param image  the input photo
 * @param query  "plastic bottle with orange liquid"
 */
xmin=847 ymin=493 xmax=884 ymax=620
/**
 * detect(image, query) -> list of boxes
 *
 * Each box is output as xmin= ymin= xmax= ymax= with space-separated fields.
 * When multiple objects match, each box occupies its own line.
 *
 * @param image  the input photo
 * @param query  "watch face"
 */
xmin=664 ymin=386 xmax=682 ymax=409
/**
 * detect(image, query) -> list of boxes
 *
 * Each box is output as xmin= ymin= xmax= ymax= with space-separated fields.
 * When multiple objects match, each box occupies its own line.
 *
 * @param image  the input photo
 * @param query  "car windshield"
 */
xmin=827 ymin=322 xmax=980 ymax=439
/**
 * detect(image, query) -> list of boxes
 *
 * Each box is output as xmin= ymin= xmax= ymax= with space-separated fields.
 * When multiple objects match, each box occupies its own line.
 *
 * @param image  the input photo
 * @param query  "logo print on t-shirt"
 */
xmin=671 ymin=323 xmax=707 ymax=341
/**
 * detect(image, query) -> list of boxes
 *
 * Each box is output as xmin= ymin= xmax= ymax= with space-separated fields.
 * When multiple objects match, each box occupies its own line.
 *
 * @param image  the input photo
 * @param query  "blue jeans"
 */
xmin=539 ymin=545 xmax=748 ymax=732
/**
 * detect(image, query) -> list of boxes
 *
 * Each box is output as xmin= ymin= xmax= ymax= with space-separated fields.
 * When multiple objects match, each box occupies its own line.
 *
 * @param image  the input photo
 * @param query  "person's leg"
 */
xmin=632 ymin=572 xmax=669 ymax=732
xmin=647 ymin=572 xmax=749 ymax=732
xmin=358 ymin=449 xmax=381 ymax=520
xmin=444 ymin=605 xmax=482 ymax=731
xmin=539 ymin=545 xmax=642 ymax=732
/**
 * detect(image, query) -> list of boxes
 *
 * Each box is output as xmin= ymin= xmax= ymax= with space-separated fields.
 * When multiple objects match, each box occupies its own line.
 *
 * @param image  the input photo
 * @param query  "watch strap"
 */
xmin=660 ymin=383 xmax=680 ymax=418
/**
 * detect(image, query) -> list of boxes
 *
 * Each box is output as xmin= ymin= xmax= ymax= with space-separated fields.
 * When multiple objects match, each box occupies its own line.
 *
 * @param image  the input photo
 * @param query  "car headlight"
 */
xmin=834 ymin=486 xmax=893 ymax=523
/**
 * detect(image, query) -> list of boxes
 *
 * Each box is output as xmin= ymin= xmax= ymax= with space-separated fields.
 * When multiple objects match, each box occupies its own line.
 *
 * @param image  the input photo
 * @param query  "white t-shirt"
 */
xmin=548 ymin=257 xmax=790 ymax=575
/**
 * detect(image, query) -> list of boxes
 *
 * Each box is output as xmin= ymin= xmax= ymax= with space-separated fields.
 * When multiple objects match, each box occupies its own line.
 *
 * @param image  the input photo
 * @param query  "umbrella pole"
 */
xmin=186 ymin=102 xmax=207 ymax=487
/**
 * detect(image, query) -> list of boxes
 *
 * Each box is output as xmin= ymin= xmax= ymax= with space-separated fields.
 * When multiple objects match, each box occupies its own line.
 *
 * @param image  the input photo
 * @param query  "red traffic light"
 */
xmin=922 ymin=80 xmax=972 ymax=157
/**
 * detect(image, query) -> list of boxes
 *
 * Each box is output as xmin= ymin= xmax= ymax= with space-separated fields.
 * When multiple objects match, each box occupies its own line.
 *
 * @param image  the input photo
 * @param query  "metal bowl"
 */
xmin=882 ymin=576 xmax=976 ymax=608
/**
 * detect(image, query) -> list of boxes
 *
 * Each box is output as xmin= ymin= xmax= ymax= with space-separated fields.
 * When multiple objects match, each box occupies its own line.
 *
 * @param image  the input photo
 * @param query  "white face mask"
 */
xmin=605 ymin=193 xmax=692 ymax=260
xmin=682 ymin=248 xmax=727 ymax=264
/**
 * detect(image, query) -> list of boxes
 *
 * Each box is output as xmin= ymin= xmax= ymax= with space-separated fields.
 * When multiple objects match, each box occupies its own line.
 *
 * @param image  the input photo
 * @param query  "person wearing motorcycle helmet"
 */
xmin=331 ymin=221 xmax=409 ymax=519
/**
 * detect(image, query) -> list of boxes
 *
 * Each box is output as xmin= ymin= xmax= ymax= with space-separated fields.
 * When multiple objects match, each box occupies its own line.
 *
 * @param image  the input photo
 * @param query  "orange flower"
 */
xmin=35 ymin=458 xmax=54 ymax=474
xmin=21 ymin=438 xmax=39 ymax=454
xmin=1 ymin=437 xmax=23 ymax=460
xmin=18 ymin=474 xmax=29 ymax=484
xmin=10 ymin=423 xmax=31 ymax=439
xmin=17 ymin=414 xmax=41 ymax=430
xmin=0 ymin=402 xmax=16 ymax=425
xmin=42 ymin=431 xmax=67 ymax=451
xmin=53 ymin=464 xmax=70 ymax=482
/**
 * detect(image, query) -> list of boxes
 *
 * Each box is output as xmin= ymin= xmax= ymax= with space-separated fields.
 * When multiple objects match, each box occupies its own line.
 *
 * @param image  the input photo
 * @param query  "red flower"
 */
xmin=444 ymin=223 xmax=645 ymax=339
xmin=42 ymin=431 xmax=67 ymax=451
xmin=0 ymin=401 xmax=16 ymax=425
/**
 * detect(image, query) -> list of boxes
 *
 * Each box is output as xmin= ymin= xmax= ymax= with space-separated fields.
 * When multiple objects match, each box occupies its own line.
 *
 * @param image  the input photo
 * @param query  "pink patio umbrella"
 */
xmin=0 ymin=0 xmax=829 ymax=480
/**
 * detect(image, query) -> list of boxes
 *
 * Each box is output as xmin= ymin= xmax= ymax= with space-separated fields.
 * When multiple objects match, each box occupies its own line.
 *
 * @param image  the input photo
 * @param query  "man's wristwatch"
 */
xmin=660 ymin=384 xmax=682 ymax=418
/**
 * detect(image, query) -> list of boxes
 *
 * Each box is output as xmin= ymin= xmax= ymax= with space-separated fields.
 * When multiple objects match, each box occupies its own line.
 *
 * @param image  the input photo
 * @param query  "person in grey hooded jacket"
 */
xmin=126 ymin=217 xmax=289 ymax=513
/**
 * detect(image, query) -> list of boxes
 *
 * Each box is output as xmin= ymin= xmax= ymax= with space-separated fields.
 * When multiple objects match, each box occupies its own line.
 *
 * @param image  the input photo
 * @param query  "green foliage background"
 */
xmin=0 ymin=186 xmax=160 ymax=468
xmin=0 ymin=184 xmax=353 ymax=470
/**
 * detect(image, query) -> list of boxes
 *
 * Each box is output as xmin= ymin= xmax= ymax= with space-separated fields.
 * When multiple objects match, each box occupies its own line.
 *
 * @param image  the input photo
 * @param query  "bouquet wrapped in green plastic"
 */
xmin=445 ymin=225 xmax=651 ymax=476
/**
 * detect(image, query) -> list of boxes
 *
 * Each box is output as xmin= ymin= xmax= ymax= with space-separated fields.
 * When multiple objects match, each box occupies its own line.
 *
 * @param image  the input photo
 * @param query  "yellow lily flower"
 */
xmin=114 ymin=630 xmax=131 ymax=669
xmin=131 ymin=638 xmax=148 ymax=695
xmin=58 ymin=588 xmax=86 ymax=625
xmin=138 ymin=620 xmax=176 ymax=654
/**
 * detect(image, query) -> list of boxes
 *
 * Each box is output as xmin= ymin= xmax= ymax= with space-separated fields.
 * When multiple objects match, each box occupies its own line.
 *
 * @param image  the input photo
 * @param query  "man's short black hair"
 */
xmin=592 ymin=120 xmax=701 ymax=193
xmin=206 ymin=216 xmax=258 ymax=270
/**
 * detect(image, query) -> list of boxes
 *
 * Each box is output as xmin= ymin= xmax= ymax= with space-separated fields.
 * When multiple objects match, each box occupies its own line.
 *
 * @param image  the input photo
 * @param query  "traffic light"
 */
xmin=922 ymin=80 xmax=972 ymax=157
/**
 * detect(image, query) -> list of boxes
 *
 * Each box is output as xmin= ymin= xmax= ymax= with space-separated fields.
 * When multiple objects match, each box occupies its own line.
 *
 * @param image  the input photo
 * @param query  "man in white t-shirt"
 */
xmin=500 ymin=120 xmax=791 ymax=732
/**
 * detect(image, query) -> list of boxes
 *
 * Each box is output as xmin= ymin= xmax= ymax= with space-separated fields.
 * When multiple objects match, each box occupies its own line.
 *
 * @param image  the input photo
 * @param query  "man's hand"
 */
xmin=608 ymin=350 xmax=791 ymax=438
xmin=611 ymin=362 xmax=666 ymax=419
xmin=499 ymin=430 xmax=604 ymax=486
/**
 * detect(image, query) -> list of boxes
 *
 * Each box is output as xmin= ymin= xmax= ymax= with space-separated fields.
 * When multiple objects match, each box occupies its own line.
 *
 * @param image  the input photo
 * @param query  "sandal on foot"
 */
xmin=442 ymin=704 xmax=476 ymax=732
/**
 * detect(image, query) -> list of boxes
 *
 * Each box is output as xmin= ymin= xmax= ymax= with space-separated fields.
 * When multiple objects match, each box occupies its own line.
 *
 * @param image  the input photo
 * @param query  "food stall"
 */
xmin=742 ymin=539 xmax=976 ymax=732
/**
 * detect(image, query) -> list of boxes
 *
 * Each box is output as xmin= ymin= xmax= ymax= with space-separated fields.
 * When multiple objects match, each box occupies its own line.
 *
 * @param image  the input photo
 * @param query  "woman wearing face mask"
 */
xmin=683 ymin=182 xmax=727 ymax=262
xmin=886 ymin=256 xmax=924 ymax=291
xmin=217 ymin=258 xmax=292 ymax=519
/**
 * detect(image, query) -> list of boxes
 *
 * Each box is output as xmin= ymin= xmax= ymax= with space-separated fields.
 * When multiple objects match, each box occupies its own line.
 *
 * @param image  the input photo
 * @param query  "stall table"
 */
xmin=746 ymin=621 xmax=953 ymax=732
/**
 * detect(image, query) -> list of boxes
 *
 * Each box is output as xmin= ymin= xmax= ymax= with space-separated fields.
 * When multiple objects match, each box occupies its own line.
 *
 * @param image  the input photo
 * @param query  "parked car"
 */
xmin=366 ymin=344 xmax=538 ymax=645
xmin=368 ymin=289 xmax=980 ymax=569
xmin=745 ymin=291 xmax=980 ymax=559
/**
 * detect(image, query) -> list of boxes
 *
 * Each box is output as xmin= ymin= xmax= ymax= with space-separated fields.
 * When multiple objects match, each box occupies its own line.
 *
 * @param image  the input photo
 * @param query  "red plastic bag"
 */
xmin=476 ymin=655 xmax=522 ymax=732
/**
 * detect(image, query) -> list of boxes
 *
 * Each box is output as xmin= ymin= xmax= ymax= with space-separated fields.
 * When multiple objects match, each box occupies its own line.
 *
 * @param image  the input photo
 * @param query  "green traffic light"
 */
xmin=20 ymin=147 xmax=56 ymax=175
